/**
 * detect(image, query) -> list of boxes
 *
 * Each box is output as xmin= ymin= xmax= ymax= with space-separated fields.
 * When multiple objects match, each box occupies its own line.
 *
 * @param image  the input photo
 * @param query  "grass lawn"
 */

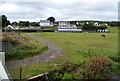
xmin=107 ymin=27 xmax=118 ymax=33
xmin=7 ymin=27 xmax=119 ymax=79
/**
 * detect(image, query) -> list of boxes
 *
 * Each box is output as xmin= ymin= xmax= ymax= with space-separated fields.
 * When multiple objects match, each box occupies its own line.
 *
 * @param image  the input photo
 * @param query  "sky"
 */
xmin=0 ymin=0 xmax=119 ymax=22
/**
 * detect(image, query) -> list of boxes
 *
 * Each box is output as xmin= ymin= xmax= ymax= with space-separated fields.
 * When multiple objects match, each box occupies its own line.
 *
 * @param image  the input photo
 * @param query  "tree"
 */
xmin=97 ymin=24 xmax=108 ymax=30
xmin=47 ymin=17 xmax=55 ymax=22
xmin=107 ymin=22 xmax=120 ymax=27
xmin=82 ymin=23 xmax=95 ymax=30
xmin=19 ymin=21 xmax=29 ymax=27
xmin=1 ymin=15 xmax=10 ymax=28
xmin=30 ymin=22 xmax=40 ymax=26
xmin=11 ymin=21 xmax=19 ymax=26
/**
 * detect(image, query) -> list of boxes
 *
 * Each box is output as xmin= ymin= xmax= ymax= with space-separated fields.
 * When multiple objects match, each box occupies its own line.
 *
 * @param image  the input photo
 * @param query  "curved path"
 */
xmin=6 ymin=34 xmax=65 ymax=68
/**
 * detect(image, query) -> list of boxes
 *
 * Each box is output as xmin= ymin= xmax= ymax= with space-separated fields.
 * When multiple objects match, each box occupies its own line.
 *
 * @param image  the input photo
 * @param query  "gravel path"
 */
xmin=6 ymin=34 xmax=65 ymax=68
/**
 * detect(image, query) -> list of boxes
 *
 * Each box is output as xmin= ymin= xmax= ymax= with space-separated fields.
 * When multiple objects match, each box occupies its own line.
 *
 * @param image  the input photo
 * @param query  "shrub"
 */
xmin=2 ymin=35 xmax=19 ymax=45
xmin=82 ymin=23 xmax=95 ymax=30
xmin=61 ymin=62 xmax=77 ymax=73
xmin=4 ymin=33 xmax=48 ymax=61
xmin=80 ymin=56 xmax=111 ymax=79
xmin=42 ymin=30 xmax=54 ymax=32
xmin=48 ymin=62 xmax=77 ymax=80
xmin=5 ymin=45 xmax=48 ymax=61
xmin=62 ymin=72 xmax=73 ymax=79
xmin=109 ymin=54 xmax=120 ymax=62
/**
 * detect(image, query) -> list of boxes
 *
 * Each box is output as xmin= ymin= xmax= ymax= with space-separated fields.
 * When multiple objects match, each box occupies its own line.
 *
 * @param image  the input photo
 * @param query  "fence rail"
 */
xmin=0 ymin=52 xmax=10 ymax=81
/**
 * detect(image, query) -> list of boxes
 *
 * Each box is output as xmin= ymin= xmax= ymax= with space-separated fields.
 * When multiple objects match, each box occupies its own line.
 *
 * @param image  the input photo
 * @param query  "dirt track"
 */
xmin=6 ymin=34 xmax=65 ymax=68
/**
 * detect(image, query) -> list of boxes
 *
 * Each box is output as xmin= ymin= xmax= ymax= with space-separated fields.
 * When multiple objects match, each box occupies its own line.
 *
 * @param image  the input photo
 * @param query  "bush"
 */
xmin=61 ymin=62 xmax=77 ymax=73
xmin=80 ymin=56 xmax=111 ymax=79
xmin=2 ymin=34 xmax=20 ymax=45
xmin=83 ymin=23 xmax=95 ymax=30
xmin=109 ymin=54 xmax=120 ymax=62
xmin=20 ymin=29 xmax=42 ymax=32
xmin=4 ymin=33 xmax=48 ymax=61
xmin=5 ymin=45 xmax=48 ymax=61
xmin=62 ymin=72 xmax=73 ymax=80
xmin=42 ymin=30 xmax=54 ymax=32
xmin=48 ymin=62 xmax=77 ymax=80
xmin=96 ymin=24 xmax=108 ymax=30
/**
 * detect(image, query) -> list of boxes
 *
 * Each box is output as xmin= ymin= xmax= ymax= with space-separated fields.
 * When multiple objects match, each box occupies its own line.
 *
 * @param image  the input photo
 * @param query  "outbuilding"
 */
xmin=57 ymin=26 xmax=82 ymax=33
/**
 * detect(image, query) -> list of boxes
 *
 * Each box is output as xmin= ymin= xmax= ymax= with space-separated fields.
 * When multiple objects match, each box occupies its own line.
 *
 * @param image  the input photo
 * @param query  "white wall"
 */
xmin=0 ymin=52 xmax=10 ymax=81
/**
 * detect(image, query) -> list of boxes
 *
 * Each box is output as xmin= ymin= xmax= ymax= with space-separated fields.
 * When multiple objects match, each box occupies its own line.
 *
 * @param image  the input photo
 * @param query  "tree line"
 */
xmin=82 ymin=23 xmax=108 ymax=30
xmin=0 ymin=15 xmax=56 ymax=28
xmin=0 ymin=15 xmax=119 ymax=29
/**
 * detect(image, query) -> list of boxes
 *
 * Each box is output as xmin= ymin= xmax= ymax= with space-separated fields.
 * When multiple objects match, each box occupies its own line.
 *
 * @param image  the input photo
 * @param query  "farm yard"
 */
xmin=5 ymin=27 xmax=120 ymax=80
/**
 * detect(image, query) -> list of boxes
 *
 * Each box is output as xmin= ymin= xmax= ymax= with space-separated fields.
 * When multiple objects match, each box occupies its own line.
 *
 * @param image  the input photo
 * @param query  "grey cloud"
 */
xmin=0 ymin=1 xmax=118 ymax=22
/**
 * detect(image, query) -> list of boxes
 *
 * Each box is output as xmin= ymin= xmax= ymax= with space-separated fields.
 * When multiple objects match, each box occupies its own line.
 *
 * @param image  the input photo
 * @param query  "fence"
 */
xmin=0 ymin=52 xmax=10 ymax=81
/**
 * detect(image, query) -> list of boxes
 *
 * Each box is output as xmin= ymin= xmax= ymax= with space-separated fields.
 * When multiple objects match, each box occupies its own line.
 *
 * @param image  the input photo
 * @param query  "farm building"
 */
xmin=40 ymin=20 xmax=53 ymax=27
xmin=4 ymin=25 xmax=14 ymax=29
xmin=57 ymin=26 xmax=82 ymax=33
xmin=58 ymin=21 xmax=70 ymax=26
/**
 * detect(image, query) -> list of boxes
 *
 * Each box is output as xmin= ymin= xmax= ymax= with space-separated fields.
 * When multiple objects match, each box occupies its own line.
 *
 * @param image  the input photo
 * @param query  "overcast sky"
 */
xmin=0 ymin=0 xmax=119 ymax=22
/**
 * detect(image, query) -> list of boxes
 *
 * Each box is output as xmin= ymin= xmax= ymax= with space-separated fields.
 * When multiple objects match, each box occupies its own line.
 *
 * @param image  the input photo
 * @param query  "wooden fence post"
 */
xmin=20 ymin=67 xmax=22 ymax=80
xmin=88 ymin=50 xmax=91 ymax=56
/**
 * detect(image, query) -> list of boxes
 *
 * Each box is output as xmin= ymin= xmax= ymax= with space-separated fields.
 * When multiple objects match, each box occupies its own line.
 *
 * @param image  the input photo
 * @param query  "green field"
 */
xmin=35 ymin=32 xmax=118 ymax=63
xmin=7 ymin=27 xmax=119 ymax=79
xmin=107 ymin=27 xmax=118 ymax=33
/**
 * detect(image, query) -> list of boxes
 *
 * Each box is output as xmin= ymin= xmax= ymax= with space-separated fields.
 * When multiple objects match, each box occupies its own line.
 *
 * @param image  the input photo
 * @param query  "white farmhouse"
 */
xmin=58 ymin=21 xmax=70 ymax=26
xmin=40 ymin=20 xmax=53 ymax=27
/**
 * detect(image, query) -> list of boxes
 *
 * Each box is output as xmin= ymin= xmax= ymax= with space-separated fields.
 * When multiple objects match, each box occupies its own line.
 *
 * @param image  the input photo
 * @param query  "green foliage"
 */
xmin=19 ymin=29 xmax=42 ymax=32
xmin=4 ymin=33 xmax=48 ymax=61
xmin=48 ymin=62 xmax=77 ymax=80
xmin=30 ymin=22 xmax=40 ymax=26
xmin=41 ymin=26 xmax=57 ymax=30
xmin=96 ymin=24 xmax=108 ymax=30
xmin=61 ymin=62 xmax=77 ymax=73
xmin=82 ymin=23 xmax=95 ymax=30
xmin=5 ymin=45 xmax=48 ymax=61
xmin=47 ymin=17 xmax=55 ymax=22
xmin=77 ymin=60 xmax=86 ymax=67
xmin=2 ymin=35 xmax=19 ymax=45
xmin=1 ymin=15 xmax=10 ymax=28
xmin=8 ymin=32 xmax=119 ymax=79
xmin=42 ymin=30 xmax=55 ymax=32
xmin=62 ymin=73 xmax=73 ymax=79
xmin=107 ymin=22 xmax=120 ymax=27
xmin=109 ymin=54 xmax=120 ymax=62
xmin=79 ymin=56 xmax=111 ymax=79
xmin=19 ymin=21 xmax=30 ymax=27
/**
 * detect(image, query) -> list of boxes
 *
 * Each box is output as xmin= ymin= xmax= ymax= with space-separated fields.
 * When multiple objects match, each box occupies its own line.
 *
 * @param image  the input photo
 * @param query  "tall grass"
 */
xmin=3 ymin=33 xmax=48 ymax=61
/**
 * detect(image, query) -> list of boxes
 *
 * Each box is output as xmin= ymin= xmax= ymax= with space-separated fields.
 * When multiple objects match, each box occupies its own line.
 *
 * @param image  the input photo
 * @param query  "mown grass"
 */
xmin=7 ymin=27 xmax=119 ymax=79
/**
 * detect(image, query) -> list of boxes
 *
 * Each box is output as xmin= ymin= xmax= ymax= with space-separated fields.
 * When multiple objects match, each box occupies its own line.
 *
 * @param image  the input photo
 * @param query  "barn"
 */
xmin=57 ymin=26 xmax=82 ymax=33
